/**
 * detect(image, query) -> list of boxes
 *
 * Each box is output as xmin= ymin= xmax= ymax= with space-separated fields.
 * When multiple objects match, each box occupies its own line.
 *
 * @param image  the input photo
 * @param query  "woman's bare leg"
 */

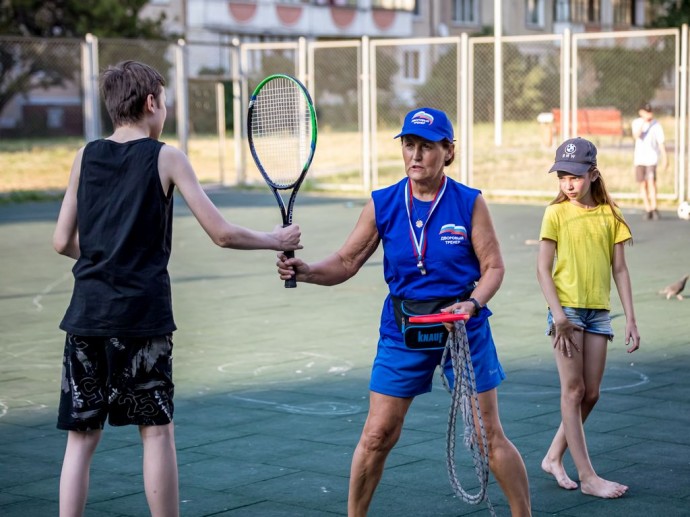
xmin=476 ymin=389 xmax=531 ymax=516
xmin=348 ymin=392 xmax=413 ymax=517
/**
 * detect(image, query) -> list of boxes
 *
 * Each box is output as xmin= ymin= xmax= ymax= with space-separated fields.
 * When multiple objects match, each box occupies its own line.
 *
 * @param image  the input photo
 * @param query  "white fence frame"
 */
xmin=15 ymin=25 xmax=686 ymax=203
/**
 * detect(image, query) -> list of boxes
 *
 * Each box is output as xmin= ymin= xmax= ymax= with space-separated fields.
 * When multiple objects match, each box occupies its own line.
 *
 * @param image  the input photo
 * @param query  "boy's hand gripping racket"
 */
xmin=247 ymin=74 xmax=317 ymax=288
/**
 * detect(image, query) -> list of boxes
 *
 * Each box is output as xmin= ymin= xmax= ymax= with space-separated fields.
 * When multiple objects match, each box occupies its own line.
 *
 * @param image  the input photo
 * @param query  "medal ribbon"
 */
xmin=404 ymin=176 xmax=447 ymax=274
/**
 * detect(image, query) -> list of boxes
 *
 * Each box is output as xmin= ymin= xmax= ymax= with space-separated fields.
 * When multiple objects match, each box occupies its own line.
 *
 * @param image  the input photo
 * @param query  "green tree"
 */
xmin=0 ymin=0 xmax=167 ymax=38
xmin=422 ymin=42 xmax=560 ymax=123
xmin=414 ymin=47 xmax=457 ymax=115
xmin=581 ymin=44 xmax=674 ymax=115
xmin=0 ymin=0 xmax=169 ymax=130
xmin=648 ymin=0 xmax=690 ymax=27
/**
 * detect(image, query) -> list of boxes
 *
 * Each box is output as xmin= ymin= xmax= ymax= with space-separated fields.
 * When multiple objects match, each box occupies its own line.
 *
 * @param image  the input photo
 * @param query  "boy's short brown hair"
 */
xmin=100 ymin=60 xmax=166 ymax=127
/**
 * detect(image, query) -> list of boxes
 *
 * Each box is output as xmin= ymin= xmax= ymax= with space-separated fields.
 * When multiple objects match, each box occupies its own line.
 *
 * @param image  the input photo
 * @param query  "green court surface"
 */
xmin=1 ymin=189 xmax=689 ymax=516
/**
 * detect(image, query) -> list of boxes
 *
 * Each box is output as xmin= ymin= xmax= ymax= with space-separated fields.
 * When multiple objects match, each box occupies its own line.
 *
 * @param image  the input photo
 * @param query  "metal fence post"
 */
xmin=361 ymin=35 xmax=371 ymax=193
xmin=216 ymin=81 xmax=226 ymax=185
xmin=679 ymin=24 xmax=688 ymax=203
xmin=231 ymin=39 xmax=244 ymax=185
xmin=81 ymin=33 xmax=100 ymax=142
xmin=494 ymin=0 xmax=503 ymax=147
xmin=563 ymin=28 xmax=571 ymax=141
xmin=175 ymin=39 xmax=189 ymax=155
xmin=460 ymin=33 xmax=469 ymax=186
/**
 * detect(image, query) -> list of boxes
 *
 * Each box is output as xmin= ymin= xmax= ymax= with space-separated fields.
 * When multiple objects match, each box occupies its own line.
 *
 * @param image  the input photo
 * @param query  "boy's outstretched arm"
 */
xmin=53 ymin=147 xmax=84 ymax=259
xmin=158 ymin=145 xmax=302 ymax=251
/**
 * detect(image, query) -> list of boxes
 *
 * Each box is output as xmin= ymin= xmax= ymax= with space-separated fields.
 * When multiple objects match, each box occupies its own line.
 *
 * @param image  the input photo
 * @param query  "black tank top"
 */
xmin=60 ymin=138 xmax=177 ymax=336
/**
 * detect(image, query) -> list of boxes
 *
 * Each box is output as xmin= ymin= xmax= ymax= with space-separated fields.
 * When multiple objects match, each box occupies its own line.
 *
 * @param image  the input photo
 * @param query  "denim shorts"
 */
xmin=546 ymin=307 xmax=614 ymax=341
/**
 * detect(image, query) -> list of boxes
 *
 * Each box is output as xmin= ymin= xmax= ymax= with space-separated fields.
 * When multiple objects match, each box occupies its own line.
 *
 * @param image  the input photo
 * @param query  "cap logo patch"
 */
xmin=411 ymin=111 xmax=434 ymax=126
xmin=563 ymin=143 xmax=577 ymax=159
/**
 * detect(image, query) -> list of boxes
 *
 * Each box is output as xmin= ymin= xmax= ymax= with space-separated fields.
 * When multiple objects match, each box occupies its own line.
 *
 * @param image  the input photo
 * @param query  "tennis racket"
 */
xmin=247 ymin=74 xmax=318 ymax=288
xmin=409 ymin=312 xmax=470 ymax=323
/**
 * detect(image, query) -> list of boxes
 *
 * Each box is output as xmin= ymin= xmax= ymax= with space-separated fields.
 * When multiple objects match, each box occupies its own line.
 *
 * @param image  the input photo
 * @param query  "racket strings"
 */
xmin=440 ymin=321 xmax=496 ymax=516
xmin=250 ymin=77 xmax=314 ymax=187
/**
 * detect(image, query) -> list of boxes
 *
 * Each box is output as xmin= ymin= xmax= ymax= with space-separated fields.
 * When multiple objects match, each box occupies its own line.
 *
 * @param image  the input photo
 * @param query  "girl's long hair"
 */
xmin=550 ymin=166 xmax=633 ymax=244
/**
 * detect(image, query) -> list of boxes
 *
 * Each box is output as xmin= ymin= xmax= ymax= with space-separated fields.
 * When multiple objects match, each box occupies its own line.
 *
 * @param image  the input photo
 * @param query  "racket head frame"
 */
xmin=246 ymin=73 xmax=318 ymax=226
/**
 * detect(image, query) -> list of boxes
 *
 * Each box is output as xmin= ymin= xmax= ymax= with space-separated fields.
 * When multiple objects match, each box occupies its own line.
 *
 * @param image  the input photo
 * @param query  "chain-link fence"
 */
xmin=1 ymin=28 xmax=689 ymax=203
xmin=470 ymin=34 xmax=563 ymax=196
xmin=370 ymin=37 xmax=462 ymax=190
xmin=573 ymin=29 xmax=679 ymax=199
xmin=309 ymin=40 xmax=363 ymax=191
xmin=0 ymin=36 xmax=84 ymax=192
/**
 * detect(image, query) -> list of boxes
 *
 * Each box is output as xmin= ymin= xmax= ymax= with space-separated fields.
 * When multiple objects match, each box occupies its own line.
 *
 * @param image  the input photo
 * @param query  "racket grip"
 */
xmin=284 ymin=250 xmax=297 ymax=288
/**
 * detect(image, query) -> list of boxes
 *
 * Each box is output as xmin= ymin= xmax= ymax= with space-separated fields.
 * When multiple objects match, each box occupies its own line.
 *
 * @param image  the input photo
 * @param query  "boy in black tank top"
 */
xmin=53 ymin=60 xmax=302 ymax=517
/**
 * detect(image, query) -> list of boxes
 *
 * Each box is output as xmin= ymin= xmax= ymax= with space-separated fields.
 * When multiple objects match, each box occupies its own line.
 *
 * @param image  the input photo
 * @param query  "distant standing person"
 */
xmin=632 ymin=102 xmax=667 ymax=220
xmin=53 ymin=60 xmax=301 ymax=517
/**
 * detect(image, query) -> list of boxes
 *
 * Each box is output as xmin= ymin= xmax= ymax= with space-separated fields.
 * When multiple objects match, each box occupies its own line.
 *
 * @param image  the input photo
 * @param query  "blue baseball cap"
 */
xmin=548 ymin=137 xmax=597 ymax=176
xmin=394 ymin=107 xmax=455 ymax=142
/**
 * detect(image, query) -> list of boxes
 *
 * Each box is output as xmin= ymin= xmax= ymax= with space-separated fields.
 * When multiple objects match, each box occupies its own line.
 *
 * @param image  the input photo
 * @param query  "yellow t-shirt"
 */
xmin=539 ymin=201 xmax=631 ymax=310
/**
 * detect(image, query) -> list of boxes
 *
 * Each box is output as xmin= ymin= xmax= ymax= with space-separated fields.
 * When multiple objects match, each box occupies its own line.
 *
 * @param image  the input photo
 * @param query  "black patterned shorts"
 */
xmin=57 ymin=334 xmax=175 ymax=431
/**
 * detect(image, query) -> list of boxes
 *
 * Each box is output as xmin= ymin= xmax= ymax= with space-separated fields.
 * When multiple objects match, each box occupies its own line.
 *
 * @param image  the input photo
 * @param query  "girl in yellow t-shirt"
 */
xmin=537 ymin=137 xmax=641 ymax=499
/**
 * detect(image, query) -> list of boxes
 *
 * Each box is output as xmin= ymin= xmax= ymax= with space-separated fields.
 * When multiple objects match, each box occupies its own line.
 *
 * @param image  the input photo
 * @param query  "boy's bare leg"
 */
xmin=59 ymin=429 xmax=102 ymax=517
xmin=141 ymin=423 xmax=179 ymax=517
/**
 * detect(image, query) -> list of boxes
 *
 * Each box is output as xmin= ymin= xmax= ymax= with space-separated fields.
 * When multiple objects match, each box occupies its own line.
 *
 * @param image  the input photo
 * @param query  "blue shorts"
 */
xmin=546 ymin=307 xmax=614 ymax=341
xmin=370 ymin=318 xmax=505 ymax=398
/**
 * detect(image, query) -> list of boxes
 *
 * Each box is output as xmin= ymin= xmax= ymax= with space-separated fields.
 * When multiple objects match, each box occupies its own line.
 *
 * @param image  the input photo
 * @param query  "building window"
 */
xmin=526 ymin=0 xmax=544 ymax=27
xmin=612 ymin=0 xmax=640 ymax=26
xmin=412 ymin=0 xmax=420 ymax=16
xmin=452 ymin=0 xmax=478 ymax=25
xmin=314 ymin=0 xmax=357 ymax=5
xmin=402 ymin=50 xmax=420 ymax=81
xmin=554 ymin=0 xmax=600 ymax=23
xmin=46 ymin=107 xmax=65 ymax=129
xmin=370 ymin=0 xmax=415 ymax=10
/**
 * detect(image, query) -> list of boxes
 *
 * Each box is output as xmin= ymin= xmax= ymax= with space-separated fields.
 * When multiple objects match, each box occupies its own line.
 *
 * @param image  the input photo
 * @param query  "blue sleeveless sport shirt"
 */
xmin=372 ymin=176 xmax=490 ymax=340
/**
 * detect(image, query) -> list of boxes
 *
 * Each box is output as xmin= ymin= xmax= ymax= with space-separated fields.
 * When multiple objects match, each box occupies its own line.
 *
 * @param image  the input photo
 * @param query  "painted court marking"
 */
xmin=0 ymin=399 xmax=50 ymax=420
xmin=227 ymin=395 xmax=361 ymax=416
xmin=217 ymin=351 xmax=354 ymax=386
xmin=501 ymin=366 xmax=650 ymax=396
xmin=32 ymin=273 xmax=71 ymax=311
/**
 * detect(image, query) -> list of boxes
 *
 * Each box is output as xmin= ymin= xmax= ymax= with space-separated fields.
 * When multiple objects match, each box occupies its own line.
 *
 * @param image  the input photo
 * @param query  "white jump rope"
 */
xmin=440 ymin=319 xmax=496 ymax=516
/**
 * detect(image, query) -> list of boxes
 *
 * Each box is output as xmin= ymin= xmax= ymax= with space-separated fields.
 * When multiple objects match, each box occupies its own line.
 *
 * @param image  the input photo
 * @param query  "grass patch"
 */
xmin=0 ymin=117 xmax=678 ymax=207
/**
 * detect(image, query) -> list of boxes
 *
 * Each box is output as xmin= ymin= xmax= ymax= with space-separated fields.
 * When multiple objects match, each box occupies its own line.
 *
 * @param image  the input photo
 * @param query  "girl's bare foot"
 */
xmin=541 ymin=457 xmax=578 ymax=490
xmin=580 ymin=476 xmax=628 ymax=498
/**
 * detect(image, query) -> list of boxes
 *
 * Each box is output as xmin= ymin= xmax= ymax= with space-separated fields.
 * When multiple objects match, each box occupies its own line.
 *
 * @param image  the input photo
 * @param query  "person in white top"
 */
xmin=631 ymin=102 xmax=667 ymax=220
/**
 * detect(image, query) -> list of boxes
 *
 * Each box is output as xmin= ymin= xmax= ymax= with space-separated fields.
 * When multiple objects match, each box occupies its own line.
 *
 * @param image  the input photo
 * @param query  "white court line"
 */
xmin=0 ymin=399 xmax=49 ymax=419
xmin=217 ymin=351 xmax=354 ymax=386
xmin=500 ymin=367 xmax=650 ymax=396
xmin=227 ymin=395 xmax=361 ymax=415
xmin=32 ymin=272 xmax=71 ymax=311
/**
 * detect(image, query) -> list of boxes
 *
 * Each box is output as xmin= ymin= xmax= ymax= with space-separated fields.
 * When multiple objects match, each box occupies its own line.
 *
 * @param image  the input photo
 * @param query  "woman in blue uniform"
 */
xmin=277 ymin=107 xmax=531 ymax=517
